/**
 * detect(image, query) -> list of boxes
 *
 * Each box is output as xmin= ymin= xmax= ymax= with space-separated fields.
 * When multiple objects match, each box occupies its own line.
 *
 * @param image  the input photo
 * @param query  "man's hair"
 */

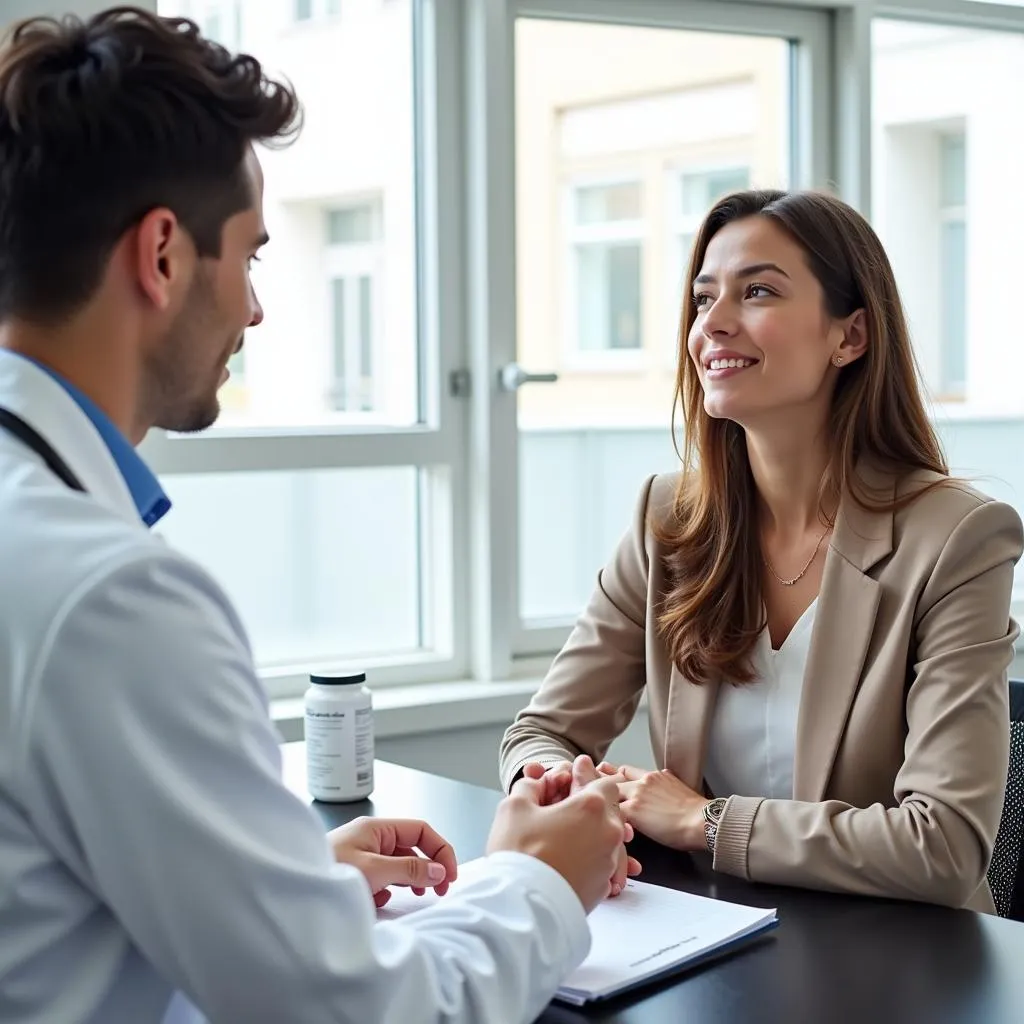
xmin=0 ymin=5 xmax=301 ymax=323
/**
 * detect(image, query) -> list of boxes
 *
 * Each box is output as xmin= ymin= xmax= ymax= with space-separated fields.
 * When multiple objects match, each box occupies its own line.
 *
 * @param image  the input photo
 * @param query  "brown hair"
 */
xmin=656 ymin=189 xmax=947 ymax=685
xmin=0 ymin=5 xmax=301 ymax=323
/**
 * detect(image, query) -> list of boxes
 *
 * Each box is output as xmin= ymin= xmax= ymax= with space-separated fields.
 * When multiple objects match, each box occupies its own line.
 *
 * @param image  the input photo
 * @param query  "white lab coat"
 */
xmin=0 ymin=350 xmax=590 ymax=1024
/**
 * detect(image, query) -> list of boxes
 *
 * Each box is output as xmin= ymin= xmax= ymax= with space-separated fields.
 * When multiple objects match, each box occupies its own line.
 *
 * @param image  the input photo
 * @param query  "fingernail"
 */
xmin=427 ymin=863 xmax=446 ymax=883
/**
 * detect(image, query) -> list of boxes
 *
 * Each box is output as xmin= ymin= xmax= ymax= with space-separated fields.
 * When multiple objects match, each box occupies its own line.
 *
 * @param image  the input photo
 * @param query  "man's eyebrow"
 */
xmin=693 ymin=262 xmax=790 ymax=287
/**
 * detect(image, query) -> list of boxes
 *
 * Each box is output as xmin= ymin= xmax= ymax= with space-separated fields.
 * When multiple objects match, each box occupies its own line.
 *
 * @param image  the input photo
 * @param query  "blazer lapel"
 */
xmin=663 ymin=663 xmax=720 ymax=789
xmin=792 ymin=466 xmax=894 ymax=802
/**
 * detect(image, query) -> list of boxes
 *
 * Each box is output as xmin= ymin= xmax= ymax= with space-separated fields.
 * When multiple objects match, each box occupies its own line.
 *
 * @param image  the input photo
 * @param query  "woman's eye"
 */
xmin=693 ymin=293 xmax=711 ymax=309
xmin=747 ymin=284 xmax=772 ymax=299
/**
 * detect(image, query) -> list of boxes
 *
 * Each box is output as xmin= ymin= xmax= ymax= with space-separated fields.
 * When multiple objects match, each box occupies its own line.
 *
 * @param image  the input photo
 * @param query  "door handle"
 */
xmin=498 ymin=363 xmax=560 ymax=392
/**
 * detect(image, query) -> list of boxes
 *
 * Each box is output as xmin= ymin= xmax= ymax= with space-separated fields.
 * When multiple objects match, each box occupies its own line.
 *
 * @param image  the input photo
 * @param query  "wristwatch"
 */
xmin=703 ymin=797 xmax=727 ymax=853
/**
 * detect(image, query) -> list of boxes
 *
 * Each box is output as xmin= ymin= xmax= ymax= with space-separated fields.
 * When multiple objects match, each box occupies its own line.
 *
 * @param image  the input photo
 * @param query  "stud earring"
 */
xmin=832 ymin=355 xmax=844 ymax=367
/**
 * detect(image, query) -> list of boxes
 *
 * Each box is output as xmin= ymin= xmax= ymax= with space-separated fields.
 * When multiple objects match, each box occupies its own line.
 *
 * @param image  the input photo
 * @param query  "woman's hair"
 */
xmin=0 ymin=6 xmax=301 ymax=324
xmin=656 ymin=188 xmax=947 ymax=686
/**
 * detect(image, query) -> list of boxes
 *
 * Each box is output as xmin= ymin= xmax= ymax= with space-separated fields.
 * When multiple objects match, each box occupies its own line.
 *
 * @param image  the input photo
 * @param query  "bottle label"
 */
xmin=305 ymin=703 xmax=374 ymax=799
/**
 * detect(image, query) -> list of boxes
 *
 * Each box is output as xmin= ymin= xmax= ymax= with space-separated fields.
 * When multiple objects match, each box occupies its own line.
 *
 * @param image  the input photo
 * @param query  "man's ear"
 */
xmin=133 ymin=207 xmax=188 ymax=312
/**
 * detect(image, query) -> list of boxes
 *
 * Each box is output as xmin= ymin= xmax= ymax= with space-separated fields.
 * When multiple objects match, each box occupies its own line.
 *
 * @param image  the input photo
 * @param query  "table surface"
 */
xmin=281 ymin=746 xmax=1024 ymax=1024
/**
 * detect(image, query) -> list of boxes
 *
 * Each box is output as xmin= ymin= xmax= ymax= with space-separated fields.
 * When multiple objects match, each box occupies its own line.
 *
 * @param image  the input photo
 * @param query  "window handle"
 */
xmin=498 ymin=363 xmax=559 ymax=392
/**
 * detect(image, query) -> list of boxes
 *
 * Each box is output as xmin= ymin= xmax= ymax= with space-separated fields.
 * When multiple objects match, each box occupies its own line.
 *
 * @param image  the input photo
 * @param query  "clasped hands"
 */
xmin=524 ymin=756 xmax=711 ymax=857
xmin=326 ymin=757 xmax=709 ymax=912
xmin=327 ymin=762 xmax=630 ymax=912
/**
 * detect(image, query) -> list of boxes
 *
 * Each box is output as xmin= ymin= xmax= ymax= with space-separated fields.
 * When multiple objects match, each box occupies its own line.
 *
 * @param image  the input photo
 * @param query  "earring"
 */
xmin=832 ymin=355 xmax=844 ymax=367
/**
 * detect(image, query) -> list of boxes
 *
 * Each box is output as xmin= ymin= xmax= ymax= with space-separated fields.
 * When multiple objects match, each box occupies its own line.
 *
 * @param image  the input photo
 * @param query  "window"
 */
xmin=671 ymin=166 xmax=751 ymax=346
xmin=939 ymin=134 xmax=967 ymax=399
xmin=295 ymin=0 xmax=341 ymax=21
xmin=325 ymin=202 xmax=384 ymax=414
xmin=872 ymin=15 xmax=1024 ymax=606
xmin=515 ymin=14 xmax=798 ymax=634
xmin=150 ymin=0 xmax=455 ymax=695
xmin=185 ymin=1 xmax=242 ymax=51
xmin=677 ymin=167 xmax=750 ymax=275
xmin=127 ymin=0 xmax=1023 ymax=695
xmin=157 ymin=467 xmax=424 ymax=668
xmin=569 ymin=181 xmax=644 ymax=358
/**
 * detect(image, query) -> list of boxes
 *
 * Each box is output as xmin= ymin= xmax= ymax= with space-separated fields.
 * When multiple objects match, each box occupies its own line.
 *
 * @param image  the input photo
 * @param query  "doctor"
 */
xmin=0 ymin=8 xmax=630 ymax=1024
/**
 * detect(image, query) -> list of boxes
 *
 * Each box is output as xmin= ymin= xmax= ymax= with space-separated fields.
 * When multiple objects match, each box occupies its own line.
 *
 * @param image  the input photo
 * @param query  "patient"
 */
xmin=500 ymin=188 xmax=1024 ymax=912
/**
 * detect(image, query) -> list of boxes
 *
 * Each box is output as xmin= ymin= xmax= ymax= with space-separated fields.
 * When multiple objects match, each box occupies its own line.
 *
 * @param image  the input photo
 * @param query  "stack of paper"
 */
xmin=378 ymin=865 xmax=778 ymax=1006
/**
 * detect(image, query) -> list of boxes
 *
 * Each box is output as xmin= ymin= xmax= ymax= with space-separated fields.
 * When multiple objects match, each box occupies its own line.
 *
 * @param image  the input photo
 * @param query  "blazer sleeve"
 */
xmin=498 ymin=476 xmax=658 ymax=792
xmin=713 ymin=498 xmax=1024 ymax=908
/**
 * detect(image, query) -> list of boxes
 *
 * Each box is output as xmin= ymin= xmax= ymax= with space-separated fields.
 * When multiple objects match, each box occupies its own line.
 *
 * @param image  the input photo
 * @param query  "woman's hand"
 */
xmin=599 ymin=763 xmax=710 ymax=852
xmin=328 ymin=817 xmax=458 ymax=908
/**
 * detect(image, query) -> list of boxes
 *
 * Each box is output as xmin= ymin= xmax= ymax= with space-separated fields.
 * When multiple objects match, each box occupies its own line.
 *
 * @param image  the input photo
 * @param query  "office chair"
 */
xmin=988 ymin=678 xmax=1024 ymax=921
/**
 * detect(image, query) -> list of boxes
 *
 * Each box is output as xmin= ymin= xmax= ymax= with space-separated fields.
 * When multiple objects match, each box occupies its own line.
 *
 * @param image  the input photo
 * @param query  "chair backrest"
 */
xmin=988 ymin=678 xmax=1024 ymax=920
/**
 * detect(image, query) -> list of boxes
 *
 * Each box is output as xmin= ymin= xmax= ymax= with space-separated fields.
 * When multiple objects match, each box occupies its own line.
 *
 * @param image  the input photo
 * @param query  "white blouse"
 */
xmin=703 ymin=599 xmax=818 ymax=801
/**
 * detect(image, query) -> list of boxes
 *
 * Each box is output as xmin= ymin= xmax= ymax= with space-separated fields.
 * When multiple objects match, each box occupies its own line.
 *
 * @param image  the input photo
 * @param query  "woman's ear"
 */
xmin=835 ymin=309 xmax=868 ymax=366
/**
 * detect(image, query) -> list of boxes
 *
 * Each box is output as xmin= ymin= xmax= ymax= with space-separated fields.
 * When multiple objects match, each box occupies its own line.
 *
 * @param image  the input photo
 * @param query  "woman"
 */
xmin=499 ymin=189 xmax=1023 ymax=912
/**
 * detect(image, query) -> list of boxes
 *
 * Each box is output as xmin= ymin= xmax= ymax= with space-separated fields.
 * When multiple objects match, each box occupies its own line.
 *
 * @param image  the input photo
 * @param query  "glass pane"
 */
xmin=157 ymin=0 xmax=418 ymax=429
xmin=576 ymin=243 xmax=642 ymax=351
xmin=872 ymin=18 xmax=1024 ymax=598
xmin=157 ymin=467 xmax=421 ymax=667
xmin=575 ymin=182 xmax=642 ymax=224
xmin=940 ymin=219 xmax=967 ymax=396
xmin=681 ymin=167 xmax=751 ymax=217
xmin=515 ymin=18 xmax=792 ymax=625
xmin=940 ymin=134 xmax=966 ymax=208
xmin=331 ymin=277 xmax=347 ymax=409
xmin=359 ymin=275 xmax=374 ymax=411
xmin=328 ymin=203 xmax=382 ymax=245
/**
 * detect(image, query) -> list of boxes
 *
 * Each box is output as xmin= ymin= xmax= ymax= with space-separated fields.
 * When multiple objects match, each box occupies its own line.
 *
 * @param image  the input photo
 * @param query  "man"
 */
xmin=0 ymin=9 xmax=629 ymax=1023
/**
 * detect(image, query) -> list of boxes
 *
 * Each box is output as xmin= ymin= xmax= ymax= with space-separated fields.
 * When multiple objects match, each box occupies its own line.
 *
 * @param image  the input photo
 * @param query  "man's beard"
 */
xmin=144 ymin=272 xmax=230 ymax=435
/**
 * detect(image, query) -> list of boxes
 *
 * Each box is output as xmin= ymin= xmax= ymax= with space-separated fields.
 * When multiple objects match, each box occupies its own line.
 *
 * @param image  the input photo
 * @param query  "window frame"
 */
xmin=937 ymin=131 xmax=967 ymax=400
xmin=140 ymin=0 xmax=471 ymax=697
xmin=471 ymin=0 xmax=833 ymax=664
xmin=562 ymin=174 xmax=648 ymax=372
xmin=324 ymin=200 xmax=387 ymax=416
xmin=664 ymin=160 xmax=754 ymax=367
xmin=22 ymin=0 xmax=1024 ymax=699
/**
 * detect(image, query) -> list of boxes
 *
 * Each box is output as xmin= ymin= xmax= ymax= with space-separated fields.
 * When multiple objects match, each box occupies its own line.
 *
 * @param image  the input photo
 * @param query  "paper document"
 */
xmin=378 ymin=864 xmax=778 ymax=1006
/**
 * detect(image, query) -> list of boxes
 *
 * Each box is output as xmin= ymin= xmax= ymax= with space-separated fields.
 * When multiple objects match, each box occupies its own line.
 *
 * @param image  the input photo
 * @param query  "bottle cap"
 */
xmin=309 ymin=672 xmax=367 ymax=686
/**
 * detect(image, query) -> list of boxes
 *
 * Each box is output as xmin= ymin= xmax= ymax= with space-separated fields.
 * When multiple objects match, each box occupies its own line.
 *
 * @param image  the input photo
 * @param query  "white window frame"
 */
xmin=664 ymin=160 xmax=753 ymax=367
xmin=562 ymin=175 xmax=648 ymax=373
xmin=937 ymin=132 xmax=967 ymax=400
xmin=324 ymin=201 xmax=387 ymax=418
xmin=34 ymin=0 xmax=1024 ymax=701
xmin=140 ymin=0 xmax=471 ymax=697
xmin=465 ymin=0 xmax=833 ymax=666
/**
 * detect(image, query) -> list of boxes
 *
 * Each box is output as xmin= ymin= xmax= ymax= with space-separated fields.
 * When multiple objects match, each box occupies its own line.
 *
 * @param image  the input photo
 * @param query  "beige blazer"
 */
xmin=500 ymin=466 xmax=1024 ymax=913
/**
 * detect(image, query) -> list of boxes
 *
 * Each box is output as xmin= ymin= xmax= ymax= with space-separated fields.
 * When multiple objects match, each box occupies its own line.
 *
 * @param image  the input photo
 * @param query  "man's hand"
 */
xmin=328 ymin=817 xmax=458 ymax=908
xmin=491 ymin=761 xmax=634 ymax=913
xmin=523 ymin=756 xmax=642 ymax=896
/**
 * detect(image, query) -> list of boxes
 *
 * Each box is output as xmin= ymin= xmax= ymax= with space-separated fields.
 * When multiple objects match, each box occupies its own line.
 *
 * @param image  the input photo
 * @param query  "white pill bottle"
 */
xmin=304 ymin=672 xmax=375 ymax=802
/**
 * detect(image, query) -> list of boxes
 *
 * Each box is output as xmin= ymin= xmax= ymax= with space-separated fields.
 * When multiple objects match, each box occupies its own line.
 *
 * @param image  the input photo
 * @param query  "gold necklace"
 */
xmin=763 ymin=527 xmax=830 ymax=587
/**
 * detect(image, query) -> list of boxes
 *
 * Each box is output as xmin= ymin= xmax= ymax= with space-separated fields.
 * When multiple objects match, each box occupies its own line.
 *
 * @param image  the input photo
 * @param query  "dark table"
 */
xmin=284 ymin=751 xmax=1024 ymax=1024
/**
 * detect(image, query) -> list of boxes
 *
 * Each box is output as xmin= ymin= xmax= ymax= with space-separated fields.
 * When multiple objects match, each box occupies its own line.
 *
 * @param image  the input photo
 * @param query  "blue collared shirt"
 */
xmin=22 ymin=356 xmax=170 ymax=527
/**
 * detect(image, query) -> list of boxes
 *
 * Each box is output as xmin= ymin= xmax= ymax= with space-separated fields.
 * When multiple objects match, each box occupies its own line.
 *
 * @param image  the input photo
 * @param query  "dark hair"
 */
xmin=656 ymin=189 xmax=948 ymax=686
xmin=0 ymin=5 xmax=301 ymax=322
